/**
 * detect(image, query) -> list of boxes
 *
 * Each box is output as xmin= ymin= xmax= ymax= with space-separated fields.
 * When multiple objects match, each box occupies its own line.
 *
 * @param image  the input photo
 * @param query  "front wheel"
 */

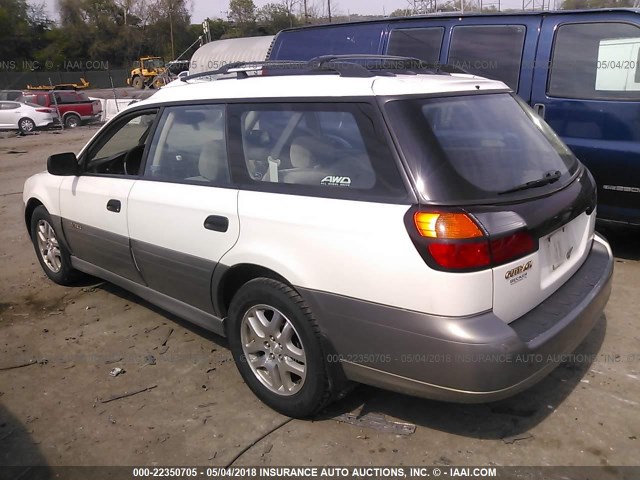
xmin=30 ymin=206 xmax=82 ymax=285
xmin=227 ymin=278 xmax=333 ymax=418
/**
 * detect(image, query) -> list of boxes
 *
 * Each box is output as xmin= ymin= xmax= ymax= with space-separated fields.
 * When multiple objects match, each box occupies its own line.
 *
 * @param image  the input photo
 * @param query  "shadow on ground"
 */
xmin=321 ymin=315 xmax=607 ymax=440
xmin=597 ymin=222 xmax=640 ymax=261
xmin=0 ymin=405 xmax=51 ymax=480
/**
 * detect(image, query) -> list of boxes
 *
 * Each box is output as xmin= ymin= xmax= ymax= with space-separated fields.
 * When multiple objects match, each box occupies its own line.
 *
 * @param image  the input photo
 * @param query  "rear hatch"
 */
xmin=386 ymin=91 xmax=597 ymax=323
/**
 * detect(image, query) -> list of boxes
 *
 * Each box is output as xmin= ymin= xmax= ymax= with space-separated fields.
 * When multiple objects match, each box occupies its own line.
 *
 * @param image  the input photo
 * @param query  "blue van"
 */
xmin=268 ymin=9 xmax=640 ymax=225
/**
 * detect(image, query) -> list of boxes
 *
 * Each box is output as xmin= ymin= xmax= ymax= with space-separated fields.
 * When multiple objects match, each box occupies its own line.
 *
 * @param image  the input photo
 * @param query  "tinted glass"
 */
xmin=387 ymin=27 xmax=444 ymax=64
xmin=230 ymin=103 xmax=406 ymax=197
xmin=386 ymin=93 xmax=579 ymax=203
xmin=271 ymin=24 xmax=383 ymax=60
xmin=448 ymin=25 xmax=526 ymax=90
xmin=549 ymin=22 xmax=640 ymax=100
xmin=145 ymin=105 xmax=229 ymax=184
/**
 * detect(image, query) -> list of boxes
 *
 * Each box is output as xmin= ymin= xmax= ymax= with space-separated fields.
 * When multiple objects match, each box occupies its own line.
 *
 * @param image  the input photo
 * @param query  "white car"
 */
xmin=0 ymin=101 xmax=57 ymax=132
xmin=22 ymin=57 xmax=614 ymax=418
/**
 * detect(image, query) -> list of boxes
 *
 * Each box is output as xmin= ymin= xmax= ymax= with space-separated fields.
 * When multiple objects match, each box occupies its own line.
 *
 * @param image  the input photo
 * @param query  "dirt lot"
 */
xmin=0 ymin=127 xmax=639 ymax=471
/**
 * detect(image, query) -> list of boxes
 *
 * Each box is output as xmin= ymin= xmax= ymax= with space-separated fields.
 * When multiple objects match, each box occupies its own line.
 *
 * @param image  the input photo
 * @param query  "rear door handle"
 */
xmin=204 ymin=215 xmax=229 ymax=232
xmin=533 ymin=103 xmax=546 ymax=119
xmin=106 ymin=199 xmax=121 ymax=213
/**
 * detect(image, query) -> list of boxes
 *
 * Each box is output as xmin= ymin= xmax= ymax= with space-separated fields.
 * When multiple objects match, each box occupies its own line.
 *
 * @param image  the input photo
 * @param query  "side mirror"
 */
xmin=47 ymin=152 xmax=79 ymax=176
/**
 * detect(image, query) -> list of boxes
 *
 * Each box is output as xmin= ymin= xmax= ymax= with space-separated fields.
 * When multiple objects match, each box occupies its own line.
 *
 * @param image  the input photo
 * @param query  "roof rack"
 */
xmin=180 ymin=55 xmax=469 ymax=83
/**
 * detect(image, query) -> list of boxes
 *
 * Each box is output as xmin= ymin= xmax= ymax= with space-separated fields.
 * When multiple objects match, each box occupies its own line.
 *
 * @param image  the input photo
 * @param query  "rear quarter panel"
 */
xmin=224 ymin=191 xmax=493 ymax=316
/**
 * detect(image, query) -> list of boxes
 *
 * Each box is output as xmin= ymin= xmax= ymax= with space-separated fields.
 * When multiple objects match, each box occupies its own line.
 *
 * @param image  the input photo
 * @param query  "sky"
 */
xmin=41 ymin=0 xmax=533 ymax=25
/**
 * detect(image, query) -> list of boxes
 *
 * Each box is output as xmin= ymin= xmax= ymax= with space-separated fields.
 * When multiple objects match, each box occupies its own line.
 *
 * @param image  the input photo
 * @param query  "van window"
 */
xmin=271 ymin=24 xmax=383 ymax=60
xmin=549 ymin=22 xmax=640 ymax=99
xmin=230 ymin=103 xmax=406 ymax=197
xmin=387 ymin=28 xmax=444 ymax=63
xmin=448 ymin=25 xmax=526 ymax=90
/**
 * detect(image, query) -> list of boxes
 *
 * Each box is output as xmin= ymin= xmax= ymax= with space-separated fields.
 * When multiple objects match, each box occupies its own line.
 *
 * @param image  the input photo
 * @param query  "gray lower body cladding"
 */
xmin=298 ymin=237 xmax=613 ymax=402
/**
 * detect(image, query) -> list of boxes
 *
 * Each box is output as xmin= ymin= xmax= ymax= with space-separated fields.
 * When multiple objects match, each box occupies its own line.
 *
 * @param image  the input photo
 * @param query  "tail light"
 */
xmin=36 ymin=108 xmax=53 ymax=113
xmin=408 ymin=210 xmax=537 ymax=272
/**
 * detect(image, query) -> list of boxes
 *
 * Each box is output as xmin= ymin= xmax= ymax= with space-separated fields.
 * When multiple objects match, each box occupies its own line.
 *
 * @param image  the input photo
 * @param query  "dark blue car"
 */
xmin=269 ymin=9 xmax=640 ymax=226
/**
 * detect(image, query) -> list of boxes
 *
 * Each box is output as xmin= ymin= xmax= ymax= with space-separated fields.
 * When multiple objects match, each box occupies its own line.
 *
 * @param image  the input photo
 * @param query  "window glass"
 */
xmin=448 ymin=25 xmax=526 ymax=90
xmin=145 ymin=105 xmax=228 ymax=184
xmin=385 ymin=93 xmax=578 ymax=203
xmin=272 ymin=24 xmax=383 ymax=60
xmin=85 ymin=111 xmax=157 ymax=175
xmin=387 ymin=27 xmax=444 ymax=64
xmin=550 ymin=22 xmax=640 ymax=99
xmin=233 ymin=103 xmax=405 ymax=196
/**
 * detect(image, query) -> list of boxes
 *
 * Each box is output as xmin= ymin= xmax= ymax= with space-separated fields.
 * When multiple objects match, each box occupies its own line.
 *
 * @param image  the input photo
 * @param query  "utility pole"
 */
xmin=328 ymin=0 xmax=332 ymax=22
xmin=304 ymin=0 xmax=308 ymax=22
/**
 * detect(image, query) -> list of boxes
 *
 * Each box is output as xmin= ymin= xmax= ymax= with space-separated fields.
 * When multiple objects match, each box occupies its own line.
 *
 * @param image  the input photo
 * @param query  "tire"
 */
xmin=64 ymin=114 xmax=80 ymax=129
xmin=18 ymin=117 xmax=35 ymax=133
xmin=227 ymin=278 xmax=333 ymax=418
xmin=132 ymin=76 xmax=144 ymax=89
xmin=30 ymin=206 xmax=82 ymax=285
xmin=152 ymin=77 xmax=165 ymax=89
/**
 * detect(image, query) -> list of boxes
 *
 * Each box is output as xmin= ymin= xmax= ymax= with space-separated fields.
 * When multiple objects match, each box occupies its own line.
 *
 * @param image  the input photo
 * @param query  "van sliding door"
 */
xmin=531 ymin=12 xmax=640 ymax=224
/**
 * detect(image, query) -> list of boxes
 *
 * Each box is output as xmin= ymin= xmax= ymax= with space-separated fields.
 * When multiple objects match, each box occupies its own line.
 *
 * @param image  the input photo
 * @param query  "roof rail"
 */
xmin=179 ymin=55 xmax=470 ymax=83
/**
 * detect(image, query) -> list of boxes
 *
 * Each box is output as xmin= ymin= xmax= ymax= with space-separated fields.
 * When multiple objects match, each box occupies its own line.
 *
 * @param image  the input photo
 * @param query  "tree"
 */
xmin=257 ymin=2 xmax=299 ymax=33
xmin=227 ymin=0 xmax=257 ymax=36
xmin=389 ymin=8 xmax=412 ymax=16
xmin=0 ymin=0 xmax=52 ymax=62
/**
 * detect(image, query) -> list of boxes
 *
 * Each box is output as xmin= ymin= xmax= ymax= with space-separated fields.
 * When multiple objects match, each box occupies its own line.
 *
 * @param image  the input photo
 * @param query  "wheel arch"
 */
xmin=214 ymin=263 xmax=290 ymax=319
xmin=24 ymin=197 xmax=44 ymax=236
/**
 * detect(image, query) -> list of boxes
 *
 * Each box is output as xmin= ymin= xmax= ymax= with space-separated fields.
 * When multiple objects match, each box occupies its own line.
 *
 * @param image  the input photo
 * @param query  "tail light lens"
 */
xmin=36 ymin=108 xmax=53 ymax=113
xmin=410 ymin=210 xmax=536 ymax=271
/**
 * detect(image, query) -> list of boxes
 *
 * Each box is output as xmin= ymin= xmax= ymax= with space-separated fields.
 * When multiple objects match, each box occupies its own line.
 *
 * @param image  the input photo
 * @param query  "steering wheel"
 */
xmin=123 ymin=144 xmax=145 ymax=175
xmin=326 ymin=134 xmax=353 ymax=149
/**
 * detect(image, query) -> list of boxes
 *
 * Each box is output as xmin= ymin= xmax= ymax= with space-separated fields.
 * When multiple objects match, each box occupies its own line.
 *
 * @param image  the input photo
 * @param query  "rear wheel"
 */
xmin=18 ymin=117 xmax=35 ymax=133
xmin=30 ymin=206 xmax=82 ymax=285
xmin=132 ymin=76 xmax=144 ymax=89
xmin=227 ymin=278 xmax=333 ymax=418
xmin=64 ymin=114 xmax=80 ymax=128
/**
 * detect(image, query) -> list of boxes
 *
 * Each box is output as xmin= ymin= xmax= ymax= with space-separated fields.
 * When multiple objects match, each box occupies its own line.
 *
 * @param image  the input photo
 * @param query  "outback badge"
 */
xmin=505 ymin=260 xmax=532 ymax=285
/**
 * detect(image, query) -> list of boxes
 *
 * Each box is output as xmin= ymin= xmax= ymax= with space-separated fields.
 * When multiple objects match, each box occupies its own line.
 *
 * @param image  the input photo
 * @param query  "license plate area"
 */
xmin=544 ymin=226 xmax=573 ymax=271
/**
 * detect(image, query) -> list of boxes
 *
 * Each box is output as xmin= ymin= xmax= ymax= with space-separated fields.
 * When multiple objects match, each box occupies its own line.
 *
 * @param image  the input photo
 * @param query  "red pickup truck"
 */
xmin=18 ymin=91 xmax=102 ymax=128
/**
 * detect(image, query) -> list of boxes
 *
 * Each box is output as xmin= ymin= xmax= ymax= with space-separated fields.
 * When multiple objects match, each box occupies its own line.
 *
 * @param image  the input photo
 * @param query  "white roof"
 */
xmin=189 ymin=36 xmax=274 ymax=74
xmin=135 ymin=72 xmax=508 ymax=108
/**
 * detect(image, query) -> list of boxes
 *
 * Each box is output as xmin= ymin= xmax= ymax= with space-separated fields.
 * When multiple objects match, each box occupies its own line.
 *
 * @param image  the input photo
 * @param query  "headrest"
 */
xmin=289 ymin=135 xmax=332 ymax=169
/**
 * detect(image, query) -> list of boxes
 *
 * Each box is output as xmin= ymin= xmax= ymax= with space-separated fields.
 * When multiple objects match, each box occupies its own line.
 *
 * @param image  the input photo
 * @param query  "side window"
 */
xmin=85 ymin=111 xmax=157 ymax=175
xmin=387 ymin=27 xmax=444 ymax=64
xmin=550 ymin=22 xmax=640 ymax=99
xmin=448 ymin=25 xmax=526 ymax=90
xmin=232 ymin=103 xmax=406 ymax=197
xmin=273 ymin=24 xmax=383 ymax=60
xmin=144 ymin=105 xmax=229 ymax=185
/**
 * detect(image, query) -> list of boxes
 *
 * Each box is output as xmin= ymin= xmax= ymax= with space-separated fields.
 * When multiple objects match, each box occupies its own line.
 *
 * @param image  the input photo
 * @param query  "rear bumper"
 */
xmin=300 ymin=234 xmax=613 ymax=402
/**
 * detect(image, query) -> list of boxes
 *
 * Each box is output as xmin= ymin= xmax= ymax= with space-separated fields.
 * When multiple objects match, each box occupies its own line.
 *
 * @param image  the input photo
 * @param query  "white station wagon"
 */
xmin=23 ymin=57 xmax=614 ymax=418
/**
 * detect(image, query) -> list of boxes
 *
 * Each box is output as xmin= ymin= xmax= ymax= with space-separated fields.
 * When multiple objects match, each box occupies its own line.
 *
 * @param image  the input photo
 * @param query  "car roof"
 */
xmin=135 ymin=72 xmax=508 ymax=107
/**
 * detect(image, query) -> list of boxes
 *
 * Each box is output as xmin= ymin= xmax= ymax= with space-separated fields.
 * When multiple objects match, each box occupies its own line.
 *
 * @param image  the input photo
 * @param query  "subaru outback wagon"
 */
xmin=23 ymin=57 xmax=614 ymax=418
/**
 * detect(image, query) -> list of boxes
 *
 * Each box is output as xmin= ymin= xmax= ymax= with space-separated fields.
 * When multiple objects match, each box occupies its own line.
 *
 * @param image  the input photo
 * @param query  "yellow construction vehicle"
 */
xmin=127 ymin=56 xmax=166 ymax=89
xmin=26 ymin=78 xmax=90 ymax=91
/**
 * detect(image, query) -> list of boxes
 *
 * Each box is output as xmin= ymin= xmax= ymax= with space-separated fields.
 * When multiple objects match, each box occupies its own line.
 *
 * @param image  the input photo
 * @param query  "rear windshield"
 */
xmin=385 ymin=93 xmax=579 ymax=204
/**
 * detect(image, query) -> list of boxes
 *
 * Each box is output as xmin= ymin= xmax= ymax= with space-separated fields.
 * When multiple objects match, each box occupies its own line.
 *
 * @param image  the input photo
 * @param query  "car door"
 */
xmin=0 ymin=101 xmax=22 ymax=128
xmin=0 ymin=102 xmax=12 ymax=127
xmin=127 ymin=104 xmax=240 ymax=316
xmin=531 ymin=12 xmax=640 ymax=223
xmin=59 ymin=109 xmax=159 ymax=282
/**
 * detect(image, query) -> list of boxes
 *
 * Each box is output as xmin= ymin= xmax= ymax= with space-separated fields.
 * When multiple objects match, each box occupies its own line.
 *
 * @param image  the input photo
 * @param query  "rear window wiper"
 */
xmin=497 ymin=170 xmax=562 ymax=195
